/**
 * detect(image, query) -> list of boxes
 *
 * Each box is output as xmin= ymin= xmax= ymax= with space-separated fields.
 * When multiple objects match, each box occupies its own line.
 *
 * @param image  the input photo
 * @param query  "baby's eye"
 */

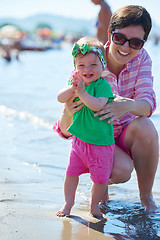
xmin=91 ymin=63 xmax=97 ymax=66
xmin=78 ymin=64 xmax=84 ymax=67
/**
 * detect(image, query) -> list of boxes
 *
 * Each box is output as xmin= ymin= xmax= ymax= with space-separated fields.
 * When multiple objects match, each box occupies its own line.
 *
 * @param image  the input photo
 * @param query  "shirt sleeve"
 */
xmin=134 ymin=49 xmax=156 ymax=115
xmin=95 ymin=78 xmax=114 ymax=99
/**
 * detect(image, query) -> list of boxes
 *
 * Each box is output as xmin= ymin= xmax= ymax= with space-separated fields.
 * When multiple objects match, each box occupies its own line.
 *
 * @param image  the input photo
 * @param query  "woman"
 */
xmin=54 ymin=5 xmax=159 ymax=212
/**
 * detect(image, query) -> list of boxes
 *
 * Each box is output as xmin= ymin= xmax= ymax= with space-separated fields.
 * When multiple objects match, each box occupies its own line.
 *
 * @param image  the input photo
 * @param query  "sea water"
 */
xmin=0 ymin=41 xmax=160 ymax=239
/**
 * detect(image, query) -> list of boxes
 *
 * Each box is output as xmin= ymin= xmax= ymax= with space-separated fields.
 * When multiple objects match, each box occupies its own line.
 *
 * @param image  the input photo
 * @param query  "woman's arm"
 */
xmin=94 ymin=94 xmax=152 ymax=123
xmin=59 ymin=95 xmax=84 ymax=137
xmin=95 ymin=50 xmax=156 ymax=122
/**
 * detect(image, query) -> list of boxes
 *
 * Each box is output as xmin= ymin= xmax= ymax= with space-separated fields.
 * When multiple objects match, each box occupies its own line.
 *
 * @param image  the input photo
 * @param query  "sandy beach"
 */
xmin=1 ymin=149 xmax=159 ymax=240
xmin=0 ymin=203 xmax=115 ymax=240
xmin=0 ymin=156 xmax=115 ymax=240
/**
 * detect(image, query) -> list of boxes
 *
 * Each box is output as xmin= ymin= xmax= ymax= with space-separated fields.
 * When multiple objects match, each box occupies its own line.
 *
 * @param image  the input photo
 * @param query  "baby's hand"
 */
xmin=76 ymin=78 xmax=85 ymax=94
xmin=72 ymin=71 xmax=85 ymax=94
xmin=72 ymin=71 xmax=80 ymax=86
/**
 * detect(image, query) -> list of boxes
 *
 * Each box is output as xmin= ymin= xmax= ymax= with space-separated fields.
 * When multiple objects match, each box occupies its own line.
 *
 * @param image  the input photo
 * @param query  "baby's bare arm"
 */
xmin=79 ymin=90 xmax=108 ymax=112
xmin=73 ymin=74 xmax=108 ymax=111
xmin=57 ymin=86 xmax=75 ymax=103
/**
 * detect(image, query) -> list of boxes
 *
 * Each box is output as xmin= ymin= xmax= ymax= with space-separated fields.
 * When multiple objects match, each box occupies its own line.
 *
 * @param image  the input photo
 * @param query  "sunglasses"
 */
xmin=112 ymin=32 xmax=145 ymax=50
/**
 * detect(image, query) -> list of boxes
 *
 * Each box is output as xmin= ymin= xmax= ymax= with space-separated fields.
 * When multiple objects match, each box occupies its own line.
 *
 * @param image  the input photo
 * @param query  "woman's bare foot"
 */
xmin=56 ymin=203 xmax=73 ymax=217
xmin=141 ymin=195 xmax=158 ymax=212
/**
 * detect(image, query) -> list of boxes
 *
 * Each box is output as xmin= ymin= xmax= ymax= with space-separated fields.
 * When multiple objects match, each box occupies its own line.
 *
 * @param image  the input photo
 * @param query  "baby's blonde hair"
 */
xmin=75 ymin=36 xmax=106 ymax=62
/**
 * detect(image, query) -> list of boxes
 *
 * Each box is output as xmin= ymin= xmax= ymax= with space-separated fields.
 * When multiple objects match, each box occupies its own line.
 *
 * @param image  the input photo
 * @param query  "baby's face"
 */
xmin=75 ymin=53 xmax=103 ymax=86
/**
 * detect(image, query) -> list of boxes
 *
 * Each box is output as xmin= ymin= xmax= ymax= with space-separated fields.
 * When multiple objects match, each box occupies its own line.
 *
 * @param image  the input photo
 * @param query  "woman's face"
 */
xmin=108 ymin=25 xmax=145 ymax=68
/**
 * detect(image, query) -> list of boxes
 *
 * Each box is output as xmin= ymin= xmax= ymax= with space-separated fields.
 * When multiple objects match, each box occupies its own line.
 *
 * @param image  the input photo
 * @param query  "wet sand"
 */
xmin=0 ymin=203 xmax=116 ymax=240
xmin=0 ymin=157 xmax=115 ymax=240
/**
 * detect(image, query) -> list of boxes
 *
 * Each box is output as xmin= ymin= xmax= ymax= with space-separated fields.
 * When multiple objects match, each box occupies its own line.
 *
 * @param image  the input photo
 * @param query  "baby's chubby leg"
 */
xmin=56 ymin=175 xmax=79 ymax=217
xmin=90 ymin=182 xmax=108 ymax=217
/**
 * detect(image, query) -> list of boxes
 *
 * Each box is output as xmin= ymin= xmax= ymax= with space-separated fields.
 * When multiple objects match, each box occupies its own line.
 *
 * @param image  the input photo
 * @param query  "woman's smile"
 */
xmin=118 ymin=50 xmax=130 ymax=56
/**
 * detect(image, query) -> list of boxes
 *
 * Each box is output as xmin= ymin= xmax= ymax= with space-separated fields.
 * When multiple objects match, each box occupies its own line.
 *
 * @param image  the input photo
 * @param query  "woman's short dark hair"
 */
xmin=109 ymin=5 xmax=152 ymax=40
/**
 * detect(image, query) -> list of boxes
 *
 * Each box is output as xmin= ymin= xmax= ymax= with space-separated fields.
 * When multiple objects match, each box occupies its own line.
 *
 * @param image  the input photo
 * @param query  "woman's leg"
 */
xmin=124 ymin=117 xmax=159 ymax=212
xmin=56 ymin=175 xmax=79 ymax=217
xmin=101 ymin=146 xmax=134 ymax=202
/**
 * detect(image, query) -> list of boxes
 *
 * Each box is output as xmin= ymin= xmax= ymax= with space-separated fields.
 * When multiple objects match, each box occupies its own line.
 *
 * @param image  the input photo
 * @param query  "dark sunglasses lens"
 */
xmin=113 ymin=33 xmax=126 ymax=45
xmin=130 ymin=39 xmax=144 ymax=50
xmin=113 ymin=33 xmax=144 ymax=50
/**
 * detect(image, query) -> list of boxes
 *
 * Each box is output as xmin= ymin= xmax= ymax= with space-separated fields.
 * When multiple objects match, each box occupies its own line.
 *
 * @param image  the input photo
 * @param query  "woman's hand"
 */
xmin=94 ymin=94 xmax=132 ymax=123
xmin=64 ymin=94 xmax=84 ymax=116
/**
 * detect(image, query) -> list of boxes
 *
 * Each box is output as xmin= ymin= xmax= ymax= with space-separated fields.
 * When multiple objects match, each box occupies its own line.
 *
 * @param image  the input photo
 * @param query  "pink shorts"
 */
xmin=115 ymin=125 xmax=132 ymax=159
xmin=66 ymin=137 xmax=115 ymax=184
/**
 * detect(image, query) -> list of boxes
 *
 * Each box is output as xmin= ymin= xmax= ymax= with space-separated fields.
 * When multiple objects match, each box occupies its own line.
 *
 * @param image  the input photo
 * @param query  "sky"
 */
xmin=0 ymin=0 xmax=160 ymax=26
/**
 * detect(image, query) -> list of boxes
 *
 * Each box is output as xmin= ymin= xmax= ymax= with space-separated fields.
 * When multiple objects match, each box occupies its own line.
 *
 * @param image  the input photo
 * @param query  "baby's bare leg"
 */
xmin=56 ymin=175 xmax=79 ymax=217
xmin=90 ymin=182 xmax=108 ymax=217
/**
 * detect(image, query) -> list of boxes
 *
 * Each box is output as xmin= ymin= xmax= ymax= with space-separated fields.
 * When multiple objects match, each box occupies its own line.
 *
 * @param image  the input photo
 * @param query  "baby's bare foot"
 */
xmin=56 ymin=203 xmax=73 ymax=217
xmin=90 ymin=204 xmax=102 ymax=217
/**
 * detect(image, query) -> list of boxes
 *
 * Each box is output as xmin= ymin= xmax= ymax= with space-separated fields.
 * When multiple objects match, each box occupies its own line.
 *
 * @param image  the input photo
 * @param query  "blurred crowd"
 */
xmin=0 ymin=24 xmax=64 ymax=62
xmin=0 ymin=7 xmax=159 ymax=63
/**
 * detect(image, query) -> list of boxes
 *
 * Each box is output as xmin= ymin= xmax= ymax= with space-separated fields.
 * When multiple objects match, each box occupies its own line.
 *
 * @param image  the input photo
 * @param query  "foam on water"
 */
xmin=0 ymin=104 xmax=52 ymax=129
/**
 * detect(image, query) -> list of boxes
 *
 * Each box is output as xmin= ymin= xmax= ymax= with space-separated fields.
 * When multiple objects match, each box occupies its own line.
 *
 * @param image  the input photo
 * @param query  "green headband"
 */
xmin=72 ymin=43 xmax=106 ymax=71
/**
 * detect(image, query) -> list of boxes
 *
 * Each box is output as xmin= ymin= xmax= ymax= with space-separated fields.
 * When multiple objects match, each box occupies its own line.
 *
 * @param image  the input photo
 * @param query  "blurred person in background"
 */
xmin=91 ymin=0 xmax=112 ymax=44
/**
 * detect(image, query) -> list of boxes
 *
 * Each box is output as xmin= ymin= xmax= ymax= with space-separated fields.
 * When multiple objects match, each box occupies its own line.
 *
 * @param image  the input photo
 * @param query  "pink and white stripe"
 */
xmin=104 ymin=43 xmax=156 ymax=139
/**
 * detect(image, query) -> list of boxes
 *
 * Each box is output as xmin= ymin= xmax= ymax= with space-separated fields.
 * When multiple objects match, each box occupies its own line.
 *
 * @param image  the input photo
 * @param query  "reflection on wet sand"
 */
xmin=100 ymin=201 xmax=160 ymax=240
xmin=59 ymin=201 xmax=160 ymax=240
xmin=60 ymin=215 xmax=114 ymax=240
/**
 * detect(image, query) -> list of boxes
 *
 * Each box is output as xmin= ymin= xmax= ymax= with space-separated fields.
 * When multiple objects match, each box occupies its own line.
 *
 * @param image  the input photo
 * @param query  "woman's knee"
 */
xmin=127 ymin=117 xmax=158 ymax=143
xmin=110 ymin=146 xmax=134 ymax=184
xmin=111 ymin=161 xmax=133 ymax=184
xmin=124 ymin=117 xmax=159 ymax=154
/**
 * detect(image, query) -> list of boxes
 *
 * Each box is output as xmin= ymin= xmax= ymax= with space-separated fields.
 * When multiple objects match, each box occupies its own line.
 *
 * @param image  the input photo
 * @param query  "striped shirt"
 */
xmin=103 ymin=42 xmax=156 ymax=139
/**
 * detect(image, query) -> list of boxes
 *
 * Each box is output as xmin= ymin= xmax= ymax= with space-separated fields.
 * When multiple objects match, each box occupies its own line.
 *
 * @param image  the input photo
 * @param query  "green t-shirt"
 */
xmin=67 ymin=77 xmax=115 ymax=145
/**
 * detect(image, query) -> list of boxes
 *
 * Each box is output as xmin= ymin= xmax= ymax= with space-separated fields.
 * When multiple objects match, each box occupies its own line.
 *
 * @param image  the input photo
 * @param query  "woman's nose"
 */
xmin=122 ymin=41 xmax=130 ymax=49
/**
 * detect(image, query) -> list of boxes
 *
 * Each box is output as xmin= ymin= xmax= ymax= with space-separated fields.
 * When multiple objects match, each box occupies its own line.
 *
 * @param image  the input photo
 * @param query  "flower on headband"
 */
xmin=72 ymin=42 xmax=106 ymax=71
